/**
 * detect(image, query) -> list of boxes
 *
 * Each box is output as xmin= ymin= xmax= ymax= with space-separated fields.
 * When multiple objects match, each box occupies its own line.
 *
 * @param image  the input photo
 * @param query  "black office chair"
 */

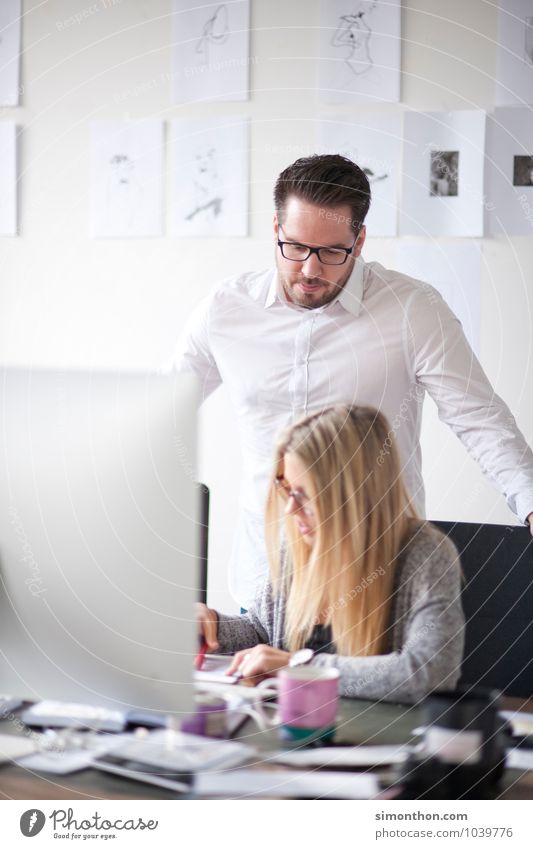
xmin=432 ymin=520 xmax=533 ymax=698
xmin=197 ymin=483 xmax=210 ymax=605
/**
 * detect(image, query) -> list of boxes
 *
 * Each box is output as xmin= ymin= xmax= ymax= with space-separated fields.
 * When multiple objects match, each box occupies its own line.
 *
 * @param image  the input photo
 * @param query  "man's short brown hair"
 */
xmin=274 ymin=154 xmax=371 ymax=232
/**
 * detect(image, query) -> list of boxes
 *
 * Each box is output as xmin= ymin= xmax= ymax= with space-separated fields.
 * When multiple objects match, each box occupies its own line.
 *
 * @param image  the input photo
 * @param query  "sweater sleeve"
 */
xmin=311 ymin=527 xmax=465 ymax=704
xmin=216 ymin=577 xmax=276 ymax=654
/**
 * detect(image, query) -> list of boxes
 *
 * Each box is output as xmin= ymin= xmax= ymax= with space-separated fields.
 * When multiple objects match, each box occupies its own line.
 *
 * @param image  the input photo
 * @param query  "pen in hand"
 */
xmin=195 ymin=638 xmax=208 ymax=671
xmin=195 ymin=603 xmax=220 ymax=669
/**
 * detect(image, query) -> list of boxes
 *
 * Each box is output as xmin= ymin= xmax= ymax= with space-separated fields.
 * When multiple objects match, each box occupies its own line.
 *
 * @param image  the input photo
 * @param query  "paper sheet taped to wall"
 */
xmin=90 ymin=120 xmax=163 ymax=239
xmin=0 ymin=122 xmax=17 ymax=236
xmin=0 ymin=0 xmax=21 ymax=106
xmin=171 ymin=0 xmax=250 ymax=103
xmin=170 ymin=117 xmax=249 ymax=237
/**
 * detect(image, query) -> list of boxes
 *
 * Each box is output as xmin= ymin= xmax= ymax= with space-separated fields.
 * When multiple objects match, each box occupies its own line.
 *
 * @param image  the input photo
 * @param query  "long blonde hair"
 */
xmin=265 ymin=405 xmax=418 ymax=656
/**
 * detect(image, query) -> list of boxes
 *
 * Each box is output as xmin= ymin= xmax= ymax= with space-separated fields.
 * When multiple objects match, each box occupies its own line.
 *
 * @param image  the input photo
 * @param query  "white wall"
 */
xmin=1 ymin=1 xmax=532 ymax=613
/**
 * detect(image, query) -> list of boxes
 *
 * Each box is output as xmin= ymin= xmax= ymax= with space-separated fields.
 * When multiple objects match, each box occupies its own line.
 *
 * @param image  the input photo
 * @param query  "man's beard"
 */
xmin=278 ymin=267 xmax=352 ymax=309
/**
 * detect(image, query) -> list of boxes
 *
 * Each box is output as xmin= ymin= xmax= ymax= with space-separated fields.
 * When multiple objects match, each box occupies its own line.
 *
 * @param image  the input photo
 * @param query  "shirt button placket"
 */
xmin=291 ymin=313 xmax=314 ymax=419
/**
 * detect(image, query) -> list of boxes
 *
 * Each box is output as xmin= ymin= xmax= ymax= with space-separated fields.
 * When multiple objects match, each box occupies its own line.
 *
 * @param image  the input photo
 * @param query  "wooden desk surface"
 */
xmin=1 ymin=696 xmax=531 ymax=800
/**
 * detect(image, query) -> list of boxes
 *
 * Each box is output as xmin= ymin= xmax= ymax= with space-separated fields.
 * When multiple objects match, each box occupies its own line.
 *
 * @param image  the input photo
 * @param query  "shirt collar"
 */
xmin=264 ymin=257 xmax=365 ymax=315
xmin=335 ymin=255 xmax=365 ymax=316
xmin=264 ymin=269 xmax=278 ymax=308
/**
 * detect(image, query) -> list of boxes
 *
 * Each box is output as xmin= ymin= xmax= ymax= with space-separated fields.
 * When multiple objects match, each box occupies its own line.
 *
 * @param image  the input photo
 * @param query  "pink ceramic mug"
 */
xmin=257 ymin=666 xmax=340 ymax=744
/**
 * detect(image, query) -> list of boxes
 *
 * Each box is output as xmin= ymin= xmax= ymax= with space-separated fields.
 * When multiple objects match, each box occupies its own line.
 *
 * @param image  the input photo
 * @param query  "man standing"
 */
xmin=173 ymin=154 xmax=533 ymax=607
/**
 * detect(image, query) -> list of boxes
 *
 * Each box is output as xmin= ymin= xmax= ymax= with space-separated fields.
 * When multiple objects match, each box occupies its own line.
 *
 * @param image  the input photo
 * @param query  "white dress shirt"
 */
xmin=172 ymin=257 xmax=533 ymax=606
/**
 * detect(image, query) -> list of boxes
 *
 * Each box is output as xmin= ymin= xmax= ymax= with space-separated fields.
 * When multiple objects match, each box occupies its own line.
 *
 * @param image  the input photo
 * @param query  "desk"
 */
xmin=1 ymin=697 xmax=532 ymax=800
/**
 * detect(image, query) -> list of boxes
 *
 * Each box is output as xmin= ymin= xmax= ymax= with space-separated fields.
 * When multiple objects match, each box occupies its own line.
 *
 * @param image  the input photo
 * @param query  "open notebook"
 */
xmin=194 ymin=654 xmax=239 ymax=685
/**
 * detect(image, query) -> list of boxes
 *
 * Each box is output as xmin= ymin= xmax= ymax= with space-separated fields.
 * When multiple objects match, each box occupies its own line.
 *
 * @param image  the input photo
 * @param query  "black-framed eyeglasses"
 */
xmin=277 ymin=227 xmax=359 ymax=266
xmin=275 ymin=475 xmax=314 ymax=517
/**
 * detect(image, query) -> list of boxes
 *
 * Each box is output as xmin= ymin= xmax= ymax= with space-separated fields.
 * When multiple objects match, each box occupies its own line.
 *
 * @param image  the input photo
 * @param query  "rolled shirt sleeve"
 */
xmin=163 ymin=293 xmax=222 ymax=402
xmin=407 ymin=287 xmax=533 ymax=524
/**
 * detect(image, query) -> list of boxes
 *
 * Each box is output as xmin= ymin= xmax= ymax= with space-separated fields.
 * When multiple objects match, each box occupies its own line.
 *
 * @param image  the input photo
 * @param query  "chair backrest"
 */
xmin=432 ymin=521 xmax=533 ymax=698
xmin=198 ymin=483 xmax=210 ymax=605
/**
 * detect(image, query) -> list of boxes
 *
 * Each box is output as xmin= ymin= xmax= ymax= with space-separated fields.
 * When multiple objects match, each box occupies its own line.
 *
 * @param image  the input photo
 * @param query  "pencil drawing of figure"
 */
xmin=335 ymin=145 xmax=389 ymax=184
xmin=330 ymin=2 xmax=377 ymax=76
xmin=430 ymin=150 xmax=459 ymax=197
xmin=195 ymin=4 xmax=229 ymax=66
xmin=184 ymin=147 xmax=224 ymax=222
xmin=513 ymin=155 xmax=533 ymax=186
xmin=105 ymin=153 xmax=143 ymax=234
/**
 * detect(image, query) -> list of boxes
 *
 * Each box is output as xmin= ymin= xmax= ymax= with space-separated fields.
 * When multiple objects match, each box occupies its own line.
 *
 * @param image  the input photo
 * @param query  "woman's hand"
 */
xmin=227 ymin=644 xmax=291 ymax=684
xmin=195 ymin=602 xmax=219 ymax=668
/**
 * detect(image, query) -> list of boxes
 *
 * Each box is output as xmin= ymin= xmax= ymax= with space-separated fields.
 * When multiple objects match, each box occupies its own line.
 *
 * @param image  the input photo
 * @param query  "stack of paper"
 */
xmin=93 ymin=729 xmax=256 ymax=792
xmin=0 ymin=734 xmax=37 ymax=764
xmin=195 ymin=769 xmax=379 ymax=799
xmin=268 ymin=744 xmax=409 ymax=769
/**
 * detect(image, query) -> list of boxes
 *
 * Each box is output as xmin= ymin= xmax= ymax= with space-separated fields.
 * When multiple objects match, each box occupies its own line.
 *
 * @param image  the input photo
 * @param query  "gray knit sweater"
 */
xmin=216 ymin=523 xmax=465 ymax=704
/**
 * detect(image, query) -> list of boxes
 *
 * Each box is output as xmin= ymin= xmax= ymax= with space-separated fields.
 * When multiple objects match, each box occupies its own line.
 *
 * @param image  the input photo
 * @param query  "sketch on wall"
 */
xmin=171 ymin=118 xmax=249 ymax=237
xmin=513 ymin=155 xmax=533 ymax=186
xmin=330 ymin=4 xmax=376 ymax=78
xmin=316 ymin=112 xmax=402 ymax=236
xmin=486 ymin=107 xmax=533 ymax=235
xmin=171 ymin=0 xmax=250 ymax=103
xmin=0 ymin=0 xmax=21 ymax=106
xmin=185 ymin=146 xmax=224 ymax=223
xmin=195 ymin=4 xmax=229 ymax=64
xmin=496 ymin=0 xmax=533 ymax=105
xmin=90 ymin=121 xmax=163 ymax=239
xmin=430 ymin=151 xmax=459 ymax=197
xmin=401 ymin=111 xmax=486 ymax=237
xmin=0 ymin=122 xmax=17 ymax=235
xmin=319 ymin=0 xmax=401 ymax=103
xmin=396 ymin=242 xmax=481 ymax=355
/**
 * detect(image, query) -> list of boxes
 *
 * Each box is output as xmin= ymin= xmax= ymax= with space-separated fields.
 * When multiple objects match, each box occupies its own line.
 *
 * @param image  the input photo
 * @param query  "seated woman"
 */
xmin=198 ymin=405 xmax=464 ymax=703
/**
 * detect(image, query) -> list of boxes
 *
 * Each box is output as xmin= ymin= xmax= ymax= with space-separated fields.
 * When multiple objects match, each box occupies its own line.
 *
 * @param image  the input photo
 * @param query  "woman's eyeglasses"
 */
xmin=275 ymin=475 xmax=314 ymax=517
